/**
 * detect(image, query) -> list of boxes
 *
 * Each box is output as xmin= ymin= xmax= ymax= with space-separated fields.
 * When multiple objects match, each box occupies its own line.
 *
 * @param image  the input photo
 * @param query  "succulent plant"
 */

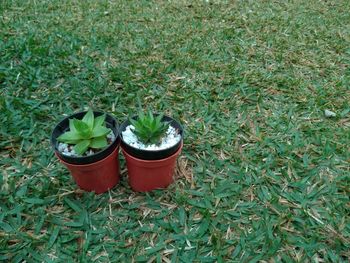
xmin=130 ymin=111 xmax=169 ymax=145
xmin=57 ymin=109 xmax=112 ymax=155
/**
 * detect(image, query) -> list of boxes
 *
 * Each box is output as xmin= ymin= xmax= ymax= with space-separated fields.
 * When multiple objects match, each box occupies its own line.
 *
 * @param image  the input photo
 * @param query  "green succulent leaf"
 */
xmin=130 ymin=111 xmax=169 ymax=145
xmin=148 ymin=111 xmax=154 ymax=122
xmin=90 ymin=136 xmax=108 ymax=149
xmin=69 ymin=119 xmax=77 ymax=132
xmin=73 ymin=119 xmax=91 ymax=138
xmin=129 ymin=118 xmax=136 ymax=127
xmin=155 ymin=114 xmax=163 ymax=124
xmin=73 ymin=140 xmax=90 ymax=155
xmin=57 ymin=131 xmax=83 ymax=142
xmin=93 ymin=114 xmax=106 ymax=128
xmin=92 ymin=126 xmax=111 ymax=137
xmin=139 ymin=111 xmax=145 ymax=121
xmin=57 ymin=109 xmax=111 ymax=153
xmin=63 ymin=139 xmax=81 ymax=144
xmin=82 ymin=109 xmax=94 ymax=129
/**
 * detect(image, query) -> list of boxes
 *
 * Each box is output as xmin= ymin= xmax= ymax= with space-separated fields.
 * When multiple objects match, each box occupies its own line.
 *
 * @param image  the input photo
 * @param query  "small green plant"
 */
xmin=58 ymin=109 xmax=112 ymax=155
xmin=130 ymin=111 xmax=169 ymax=145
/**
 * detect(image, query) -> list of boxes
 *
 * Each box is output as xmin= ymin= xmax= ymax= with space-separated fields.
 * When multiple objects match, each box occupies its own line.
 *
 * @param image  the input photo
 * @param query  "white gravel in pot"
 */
xmin=107 ymin=131 xmax=116 ymax=142
xmin=58 ymin=131 xmax=116 ymax=157
xmin=122 ymin=125 xmax=181 ymax=150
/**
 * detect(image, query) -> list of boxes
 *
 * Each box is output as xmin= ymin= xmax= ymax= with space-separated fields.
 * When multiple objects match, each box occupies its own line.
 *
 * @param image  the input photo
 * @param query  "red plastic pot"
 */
xmin=57 ymin=146 xmax=120 ymax=194
xmin=122 ymin=143 xmax=183 ymax=192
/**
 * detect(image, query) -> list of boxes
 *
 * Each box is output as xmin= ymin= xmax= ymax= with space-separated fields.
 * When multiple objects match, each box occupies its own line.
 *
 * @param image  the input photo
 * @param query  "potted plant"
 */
xmin=51 ymin=109 xmax=120 ymax=194
xmin=119 ymin=111 xmax=184 ymax=192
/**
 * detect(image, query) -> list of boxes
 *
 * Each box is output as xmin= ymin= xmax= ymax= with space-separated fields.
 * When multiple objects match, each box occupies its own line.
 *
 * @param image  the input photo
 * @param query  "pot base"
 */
xmin=122 ymin=143 xmax=183 ymax=192
xmin=57 ymin=146 xmax=120 ymax=194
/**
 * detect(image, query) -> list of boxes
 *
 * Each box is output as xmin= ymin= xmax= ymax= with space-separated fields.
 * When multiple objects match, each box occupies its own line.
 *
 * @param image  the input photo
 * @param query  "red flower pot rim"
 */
xmin=121 ymin=141 xmax=183 ymax=167
xmin=56 ymin=143 xmax=119 ymax=168
xmin=51 ymin=111 xmax=120 ymax=165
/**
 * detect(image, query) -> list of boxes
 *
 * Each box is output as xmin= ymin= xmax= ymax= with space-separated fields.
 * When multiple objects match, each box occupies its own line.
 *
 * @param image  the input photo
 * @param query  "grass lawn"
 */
xmin=1 ymin=0 xmax=349 ymax=262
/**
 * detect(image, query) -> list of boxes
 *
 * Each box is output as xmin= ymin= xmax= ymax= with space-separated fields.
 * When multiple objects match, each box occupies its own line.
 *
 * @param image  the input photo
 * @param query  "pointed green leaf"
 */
xmin=62 ymin=139 xmax=81 ymax=145
xmin=139 ymin=111 xmax=145 ymax=123
xmin=82 ymin=109 xmax=94 ymax=129
xmin=90 ymin=136 xmax=108 ymax=149
xmin=69 ymin=119 xmax=77 ymax=132
xmin=93 ymin=114 xmax=106 ymax=128
xmin=73 ymin=140 xmax=90 ymax=155
xmin=140 ymin=111 xmax=145 ymax=119
xmin=132 ymin=121 xmax=143 ymax=132
xmin=73 ymin=119 xmax=91 ymax=138
xmin=57 ymin=131 xmax=83 ymax=142
xmin=155 ymin=114 xmax=163 ymax=124
xmin=130 ymin=111 xmax=169 ymax=145
xmin=92 ymin=126 xmax=111 ymax=137
xmin=130 ymin=118 xmax=138 ymax=128
xmin=151 ymin=119 xmax=157 ymax=131
xmin=148 ymin=111 xmax=154 ymax=122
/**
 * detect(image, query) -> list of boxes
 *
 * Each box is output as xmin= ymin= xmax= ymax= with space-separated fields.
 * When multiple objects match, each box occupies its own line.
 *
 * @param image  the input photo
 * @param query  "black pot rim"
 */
xmin=51 ymin=111 xmax=119 ymax=165
xmin=119 ymin=114 xmax=183 ymax=160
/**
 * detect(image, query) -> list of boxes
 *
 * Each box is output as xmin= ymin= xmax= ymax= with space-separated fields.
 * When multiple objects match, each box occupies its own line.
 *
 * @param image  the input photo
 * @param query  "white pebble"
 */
xmin=122 ymin=125 xmax=181 ymax=150
xmin=58 ymin=143 xmax=68 ymax=152
xmin=107 ymin=131 xmax=116 ymax=141
xmin=324 ymin=109 xmax=336 ymax=118
xmin=58 ymin=131 xmax=115 ymax=157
